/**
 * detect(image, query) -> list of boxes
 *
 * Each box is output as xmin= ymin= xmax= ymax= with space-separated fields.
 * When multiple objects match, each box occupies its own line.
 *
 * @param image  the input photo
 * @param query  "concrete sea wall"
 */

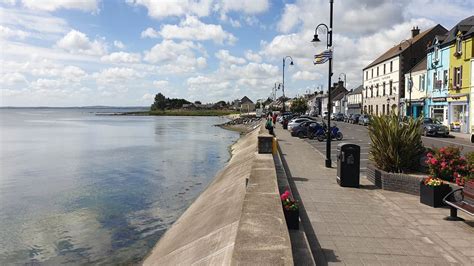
xmin=143 ymin=126 xmax=292 ymax=265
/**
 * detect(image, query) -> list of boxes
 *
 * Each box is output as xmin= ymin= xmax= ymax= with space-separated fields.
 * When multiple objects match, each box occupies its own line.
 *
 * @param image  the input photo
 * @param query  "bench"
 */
xmin=443 ymin=181 xmax=474 ymax=221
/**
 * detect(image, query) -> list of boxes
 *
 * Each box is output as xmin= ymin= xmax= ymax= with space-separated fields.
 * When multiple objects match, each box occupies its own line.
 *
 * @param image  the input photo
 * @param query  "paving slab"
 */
xmin=275 ymin=126 xmax=474 ymax=265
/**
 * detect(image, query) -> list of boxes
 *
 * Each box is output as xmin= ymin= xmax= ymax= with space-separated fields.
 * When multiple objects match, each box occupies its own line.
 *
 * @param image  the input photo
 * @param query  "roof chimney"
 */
xmin=411 ymin=26 xmax=420 ymax=38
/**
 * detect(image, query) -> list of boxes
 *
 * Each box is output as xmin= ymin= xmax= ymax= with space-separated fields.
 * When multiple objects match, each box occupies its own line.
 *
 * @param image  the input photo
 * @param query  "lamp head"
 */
xmin=290 ymin=60 xmax=294 ymax=66
xmin=311 ymin=34 xmax=320 ymax=43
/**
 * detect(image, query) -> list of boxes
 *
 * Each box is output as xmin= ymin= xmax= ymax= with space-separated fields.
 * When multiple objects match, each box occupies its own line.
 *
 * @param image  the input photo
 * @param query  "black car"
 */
xmin=422 ymin=118 xmax=449 ymax=137
xmin=290 ymin=121 xmax=317 ymax=138
xmin=334 ymin=113 xmax=344 ymax=121
xmin=349 ymin=114 xmax=361 ymax=124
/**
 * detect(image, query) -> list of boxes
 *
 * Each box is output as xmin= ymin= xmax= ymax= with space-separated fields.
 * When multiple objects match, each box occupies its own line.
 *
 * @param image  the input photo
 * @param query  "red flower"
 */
xmin=430 ymin=158 xmax=438 ymax=165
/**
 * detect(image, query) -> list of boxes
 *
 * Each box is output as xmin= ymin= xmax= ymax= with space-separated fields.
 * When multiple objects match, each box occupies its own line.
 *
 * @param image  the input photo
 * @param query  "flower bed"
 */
xmin=426 ymin=146 xmax=472 ymax=186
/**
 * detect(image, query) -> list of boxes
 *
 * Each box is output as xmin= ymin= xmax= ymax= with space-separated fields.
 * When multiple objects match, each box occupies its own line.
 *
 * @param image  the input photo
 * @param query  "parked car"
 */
xmin=334 ymin=113 xmax=344 ymax=121
xmin=290 ymin=121 xmax=317 ymax=138
xmin=349 ymin=114 xmax=361 ymax=124
xmin=322 ymin=111 xmax=328 ymax=120
xmin=358 ymin=114 xmax=370 ymax=126
xmin=343 ymin=114 xmax=351 ymax=122
xmin=422 ymin=118 xmax=449 ymax=137
xmin=287 ymin=118 xmax=311 ymax=131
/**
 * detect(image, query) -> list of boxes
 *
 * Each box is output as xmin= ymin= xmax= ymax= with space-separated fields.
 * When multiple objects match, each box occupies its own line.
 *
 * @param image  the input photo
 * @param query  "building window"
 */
xmin=382 ymin=104 xmax=385 ymax=115
xmin=365 ymin=71 xmax=368 ymax=80
xmin=371 ymin=69 xmax=373 ymax=78
xmin=443 ymin=70 xmax=448 ymax=88
xmin=390 ymin=61 xmax=393 ymax=72
xmin=371 ymin=86 xmax=373 ymax=98
xmin=433 ymin=45 xmax=439 ymax=63
xmin=383 ymin=64 xmax=386 ymax=75
xmin=419 ymin=74 xmax=425 ymax=91
xmin=376 ymin=105 xmax=378 ymax=116
xmin=383 ymin=82 xmax=386 ymax=95
xmin=453 ymin=66 xmax=462 ymax=89
xmin=433 ymin=71 xmax=439 ymax=90
xmin=376 ymin=84 xmax=379 ymax=97
xmin=365 ymin=87 xmax=367 ymax=98
xmin=377 ymin=67 xmax=379 ymax=76
xmin=455 ymin=36 xmax=462 ymax=55
xmin=389 ymin=80 xmax=393 ymax=95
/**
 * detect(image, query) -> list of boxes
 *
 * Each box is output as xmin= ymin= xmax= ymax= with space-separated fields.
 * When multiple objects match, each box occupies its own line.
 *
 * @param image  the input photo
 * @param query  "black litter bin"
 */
xmin=337 ymin=143 xmax=360 ymax=188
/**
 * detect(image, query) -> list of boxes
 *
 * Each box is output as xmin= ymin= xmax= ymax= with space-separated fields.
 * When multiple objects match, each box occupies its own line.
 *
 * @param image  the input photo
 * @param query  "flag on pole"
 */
xmin=313 ymin=49 xmax=332 ymax=65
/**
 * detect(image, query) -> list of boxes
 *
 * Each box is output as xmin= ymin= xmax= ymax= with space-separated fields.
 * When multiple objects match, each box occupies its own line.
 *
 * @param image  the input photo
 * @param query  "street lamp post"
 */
xmin=273 ymin=82 xmax=282 ymax=101
xmin=282 ymin=56 xmax=294 ymax=113
xmin=399 ymin=39 xmax=413 ymax=117
xmin=311 ymin=0 xmax=333 ymax=168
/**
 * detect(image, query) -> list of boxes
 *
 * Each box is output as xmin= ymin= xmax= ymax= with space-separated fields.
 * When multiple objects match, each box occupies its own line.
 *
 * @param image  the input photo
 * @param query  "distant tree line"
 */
xmin=151 ymin=93 xmax=190 ymax=111
xmin=150 ymin=93 xmax=231 ymax=111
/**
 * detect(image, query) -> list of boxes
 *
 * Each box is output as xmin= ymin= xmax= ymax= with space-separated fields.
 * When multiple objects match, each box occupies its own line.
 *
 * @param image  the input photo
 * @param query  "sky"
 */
xmin=1 ymin=0 xmax=473 ymax=107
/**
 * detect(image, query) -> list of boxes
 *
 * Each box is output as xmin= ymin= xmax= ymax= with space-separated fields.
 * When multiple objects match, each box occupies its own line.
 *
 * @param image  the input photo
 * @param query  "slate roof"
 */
xmin=363 ymin=25 xmax=445 ymax=70
xmin=347 ymin=85 xmax=363 ymax=95
xmin=240 ymin=96 xmax=254 ymax=104
xmin=408 ymin=56 xmax=427 ymax=73
xmin=442 ymin=15 xmax=474 ymax=45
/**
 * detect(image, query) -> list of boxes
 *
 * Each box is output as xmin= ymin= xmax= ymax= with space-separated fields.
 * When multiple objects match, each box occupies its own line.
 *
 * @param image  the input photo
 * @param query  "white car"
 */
xmin=287 ymin=118 xmax=311 ymax=131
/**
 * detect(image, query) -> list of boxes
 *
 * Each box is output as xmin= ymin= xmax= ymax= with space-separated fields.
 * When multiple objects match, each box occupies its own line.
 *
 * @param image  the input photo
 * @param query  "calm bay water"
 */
xmin=0 ymin=108 xmax=239 ymax=264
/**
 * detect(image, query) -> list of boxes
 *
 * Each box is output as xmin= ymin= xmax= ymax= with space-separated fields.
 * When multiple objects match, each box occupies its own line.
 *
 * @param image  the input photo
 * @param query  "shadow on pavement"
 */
xmin=277 ymin=144 xmax=340 ymax=265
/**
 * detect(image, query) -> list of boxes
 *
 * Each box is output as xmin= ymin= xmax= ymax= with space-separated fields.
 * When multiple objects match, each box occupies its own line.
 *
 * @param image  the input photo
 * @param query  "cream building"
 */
xmin=403 ymin=57 xmax=428 ymax=118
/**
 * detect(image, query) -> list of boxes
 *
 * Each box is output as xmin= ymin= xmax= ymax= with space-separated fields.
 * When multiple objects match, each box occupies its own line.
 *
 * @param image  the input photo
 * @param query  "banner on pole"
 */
xmin=313 ymin=49 xmax=332 ymax=64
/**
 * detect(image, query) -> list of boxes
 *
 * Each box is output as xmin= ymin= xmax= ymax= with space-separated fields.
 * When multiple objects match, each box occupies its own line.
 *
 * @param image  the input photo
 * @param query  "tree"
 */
xmin=290 ymin=97 xmax=308 ymax=114
xmin=151 ymin=93 xmax=166 ymax=111
xmin=255 ymin=102 xmax=261 ymax=109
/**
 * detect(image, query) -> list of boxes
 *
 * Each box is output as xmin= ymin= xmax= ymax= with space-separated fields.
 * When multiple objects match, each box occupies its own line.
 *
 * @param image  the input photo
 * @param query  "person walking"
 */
xmin=266 ymin=113 xmax=274 ymax=136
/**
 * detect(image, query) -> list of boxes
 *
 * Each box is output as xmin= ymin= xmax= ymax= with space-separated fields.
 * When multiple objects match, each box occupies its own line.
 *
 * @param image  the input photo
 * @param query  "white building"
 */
xmin=346 ymin=85 xmax=363 ymax=115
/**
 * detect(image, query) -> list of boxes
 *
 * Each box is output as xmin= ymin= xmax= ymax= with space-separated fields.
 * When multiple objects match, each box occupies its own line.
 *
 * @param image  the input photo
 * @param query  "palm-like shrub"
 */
xmin=368 ymin=113 xmax=425 ymax=173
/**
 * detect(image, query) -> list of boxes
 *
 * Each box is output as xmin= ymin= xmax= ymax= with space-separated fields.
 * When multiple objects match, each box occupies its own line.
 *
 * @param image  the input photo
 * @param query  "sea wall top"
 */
xmin=143 ymin=126 xmax=292 ymax=265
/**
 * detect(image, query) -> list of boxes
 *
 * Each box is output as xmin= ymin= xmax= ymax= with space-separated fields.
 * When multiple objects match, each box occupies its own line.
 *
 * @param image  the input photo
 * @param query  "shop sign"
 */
xmin=432 ymin=97 xmax=446 ymax=102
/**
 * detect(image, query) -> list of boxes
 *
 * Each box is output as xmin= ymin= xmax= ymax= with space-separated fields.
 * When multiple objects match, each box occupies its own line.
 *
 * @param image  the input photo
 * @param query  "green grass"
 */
xmin=125 ymin=109 xmax=239 ymax=116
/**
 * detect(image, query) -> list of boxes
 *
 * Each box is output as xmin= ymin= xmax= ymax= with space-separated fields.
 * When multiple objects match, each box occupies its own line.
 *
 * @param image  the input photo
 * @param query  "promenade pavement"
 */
xmin=275 ymin=126 xmax=474 ymax=265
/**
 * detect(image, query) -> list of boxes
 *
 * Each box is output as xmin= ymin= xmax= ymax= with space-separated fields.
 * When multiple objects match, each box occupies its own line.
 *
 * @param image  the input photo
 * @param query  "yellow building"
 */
xmin=447 ymin=16 xmax=474 ymax=133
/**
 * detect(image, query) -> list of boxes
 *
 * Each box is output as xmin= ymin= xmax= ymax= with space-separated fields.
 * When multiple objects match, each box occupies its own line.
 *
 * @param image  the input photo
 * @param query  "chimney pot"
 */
xmin=411 ymin=26 xmax=420 ymax=38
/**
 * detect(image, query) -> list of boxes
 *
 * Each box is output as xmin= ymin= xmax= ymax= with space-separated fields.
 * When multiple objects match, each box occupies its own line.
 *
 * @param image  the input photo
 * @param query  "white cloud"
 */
xmin=244 ymin=50 xmax=262 ymax=63
xmin=141 ymin=93 xmax=155 ymax=101
xmin=152 ymin=80 xmax=169 ymax=88
xmin=101 ymin=52 xmax=141 ymax=63
xmin=0 ymin=7 xmax=69 ymax=36
xmin=126 ymin=0 xmax=213 ymax=18
xmin=61 ymin=66 xmax=87 ymax=82
xmin=20 ymin=0 xmax=99 ymax=12
xmin=215 ymin=49 xmax=245 ymax=65
xmin=159 ymin=16 xmax=237 ymax=44
xmin=0 ymin=72 xmax=27 ymax=86
xmin=143 ymin=39 xmax=203 ymax=63
xmin=141 ymin=27 xmax=159 ymax=38
xmin=95 ymin=67 xmax=143 ymax=84
xmin=219 ymin=0 xmax=269 ymax=15
xmin=0 ymin=25 xmax=29 ymax=39
xmin=113 ymin=40 xmax=125 ymax=49
xmin=56 ymin=30 xmax=107 ymax=56
xmin=292 ymin=71 xmax=322 ymax=81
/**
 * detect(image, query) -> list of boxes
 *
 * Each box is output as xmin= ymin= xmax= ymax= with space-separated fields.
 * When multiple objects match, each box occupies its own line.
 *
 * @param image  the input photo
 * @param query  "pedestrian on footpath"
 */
xmin=266 ymin=112 xmax=274 ymax=136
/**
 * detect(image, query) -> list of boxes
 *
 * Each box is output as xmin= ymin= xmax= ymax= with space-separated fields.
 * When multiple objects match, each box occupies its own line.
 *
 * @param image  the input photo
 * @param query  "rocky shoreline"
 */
xmin=217 ymin=115 xmax=262 ymax=134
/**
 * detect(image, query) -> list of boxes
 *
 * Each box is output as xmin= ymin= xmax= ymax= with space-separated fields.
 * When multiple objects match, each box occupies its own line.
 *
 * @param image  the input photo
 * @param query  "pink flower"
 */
xmin=439 ymin=148 xmax=445 ymax=154
xmin=426 ymin=152 xmax=433 ymax=158
xmin=430 ymin=158 xmax=438 ymax=165
xmin=440 ymin=162 xmax=447 ymax=169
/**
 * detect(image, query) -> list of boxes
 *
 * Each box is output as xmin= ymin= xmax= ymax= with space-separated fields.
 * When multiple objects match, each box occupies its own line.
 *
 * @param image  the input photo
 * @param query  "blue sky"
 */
xmin=1 ymin=0 xmax=473 ymax=107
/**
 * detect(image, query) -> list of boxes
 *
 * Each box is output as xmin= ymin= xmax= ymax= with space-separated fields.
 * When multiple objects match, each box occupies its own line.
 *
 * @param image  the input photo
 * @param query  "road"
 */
xmin=285 ymin=119 xmax=474 ymax=177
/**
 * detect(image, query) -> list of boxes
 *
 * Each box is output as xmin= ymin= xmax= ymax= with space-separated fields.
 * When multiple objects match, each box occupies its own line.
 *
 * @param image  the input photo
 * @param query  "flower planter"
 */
xmin=283 ymin=209 xmax=299 ymax=230
xmin=419 ymin=182 xmax=451 ymax=207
